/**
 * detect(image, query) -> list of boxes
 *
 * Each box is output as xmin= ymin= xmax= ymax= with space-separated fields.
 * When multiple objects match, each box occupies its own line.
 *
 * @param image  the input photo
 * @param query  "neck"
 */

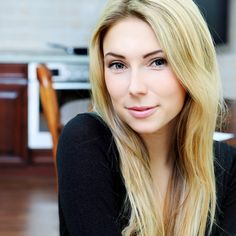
xmin=141 ymin=125 xmax=175 ymax=168
xmin=140 ymin=123 xmax=176 ymax=202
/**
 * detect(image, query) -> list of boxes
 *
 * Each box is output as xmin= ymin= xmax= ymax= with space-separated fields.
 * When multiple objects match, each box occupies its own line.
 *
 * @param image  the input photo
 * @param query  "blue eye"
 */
xmin=151 ymin=58 xmax=167 ymax=68
xmin=109 ymin=62 xmax=126 ymax=71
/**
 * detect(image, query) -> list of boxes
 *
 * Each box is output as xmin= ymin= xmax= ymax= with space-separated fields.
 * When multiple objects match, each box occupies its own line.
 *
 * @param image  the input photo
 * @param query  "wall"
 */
xmin=0 ymin=0 xmax=235 ymax=98
xmin=217 ymin=0 xmax=236 ymax=99
xmin=0 ymin=0 xmax=107 ymax=51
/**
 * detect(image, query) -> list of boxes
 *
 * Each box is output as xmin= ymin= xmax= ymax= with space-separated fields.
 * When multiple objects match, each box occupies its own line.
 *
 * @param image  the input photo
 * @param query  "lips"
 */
xmin=127 ymin=105 xmax=158 ymax=118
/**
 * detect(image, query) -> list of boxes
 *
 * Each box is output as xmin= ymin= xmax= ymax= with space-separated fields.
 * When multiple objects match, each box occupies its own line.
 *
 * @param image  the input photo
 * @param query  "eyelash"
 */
xmin=107 ymin=57 xmax=167 ymax=71
xmin=108 ymin=62 xmax=126 ymax=71
xmin=150 ymin=58 xmax=167 ymax=68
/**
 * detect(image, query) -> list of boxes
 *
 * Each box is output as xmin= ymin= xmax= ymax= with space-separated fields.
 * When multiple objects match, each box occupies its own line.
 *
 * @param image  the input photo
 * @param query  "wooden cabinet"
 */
xmin=0 ymin=64 xmax=28 ymax=165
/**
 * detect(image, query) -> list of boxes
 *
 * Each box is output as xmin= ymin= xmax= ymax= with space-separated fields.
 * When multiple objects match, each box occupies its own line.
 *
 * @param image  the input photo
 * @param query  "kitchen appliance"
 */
xmin=47 ymin=42 xmax=88 ymax=55
xmin=28 ymin=62 xmax=90 ymax=149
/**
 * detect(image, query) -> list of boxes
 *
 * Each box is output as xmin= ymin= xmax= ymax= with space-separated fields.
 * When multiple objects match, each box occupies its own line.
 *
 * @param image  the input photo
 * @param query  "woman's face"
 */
xmin=103 ymin=17 xmax=186 ymax=136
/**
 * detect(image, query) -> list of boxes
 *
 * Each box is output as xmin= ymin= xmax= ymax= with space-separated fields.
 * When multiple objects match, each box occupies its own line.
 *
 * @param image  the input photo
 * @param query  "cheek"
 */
xmin=105 ymin=71 xmax=129 ymax=100
xmin=169 ymin=82 xmax=186 ymax=112
xmin=170 ymin=77 xmax=186 ymax=105
xmin=151 ymin=71 xmax=186 ymax=102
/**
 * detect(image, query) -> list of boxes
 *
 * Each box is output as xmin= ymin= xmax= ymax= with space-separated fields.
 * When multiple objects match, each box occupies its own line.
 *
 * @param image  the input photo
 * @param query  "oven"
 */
xmin=28 ymin=61 xmax=90 ymax=149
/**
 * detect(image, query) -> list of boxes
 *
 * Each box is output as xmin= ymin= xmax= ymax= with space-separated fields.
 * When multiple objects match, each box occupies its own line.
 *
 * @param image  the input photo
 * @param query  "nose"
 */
xmin=128 ymin=69 xmax=147 ymax=96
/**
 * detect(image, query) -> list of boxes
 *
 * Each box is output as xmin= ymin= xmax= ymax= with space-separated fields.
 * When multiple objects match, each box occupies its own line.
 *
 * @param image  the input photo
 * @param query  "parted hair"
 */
xmin=89 ymin=0 xmax=224 ymax=235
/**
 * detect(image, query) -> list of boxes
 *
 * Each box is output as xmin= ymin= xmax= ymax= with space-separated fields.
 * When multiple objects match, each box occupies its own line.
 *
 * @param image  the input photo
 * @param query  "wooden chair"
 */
xmin=224 ymin=99 xmax=236 ymax=147
xmin=36 ymin=64 xmax=62 ymax=170
xmin=224 ymin=99 xmax=236 ymax=134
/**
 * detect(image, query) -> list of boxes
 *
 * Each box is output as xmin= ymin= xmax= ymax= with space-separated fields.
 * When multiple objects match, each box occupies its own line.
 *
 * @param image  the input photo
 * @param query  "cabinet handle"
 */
xmin=0 ymin=79 xmax=27 ymax=85
xmin=0 ymin=91 xmax=18 ymax=99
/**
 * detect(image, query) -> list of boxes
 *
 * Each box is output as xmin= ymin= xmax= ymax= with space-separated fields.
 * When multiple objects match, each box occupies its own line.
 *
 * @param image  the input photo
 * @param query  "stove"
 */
xmin=28 ymin=61 xmax=90 ymax=149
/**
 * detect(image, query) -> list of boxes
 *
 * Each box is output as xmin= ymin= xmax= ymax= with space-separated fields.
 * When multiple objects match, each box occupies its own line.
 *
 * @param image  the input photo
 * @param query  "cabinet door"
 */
xmin=0 ymin=64 xmax=28 ymax=165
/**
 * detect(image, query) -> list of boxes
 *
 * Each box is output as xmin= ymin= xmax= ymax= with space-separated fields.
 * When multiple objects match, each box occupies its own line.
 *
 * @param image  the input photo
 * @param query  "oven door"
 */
xmin=28 ymin=63 xmax=90 ymax=149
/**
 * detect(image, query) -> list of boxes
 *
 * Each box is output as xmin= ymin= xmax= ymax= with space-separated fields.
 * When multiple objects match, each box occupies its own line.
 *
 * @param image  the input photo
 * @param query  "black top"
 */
xmin=56 ymin=113 xmax=236 ymax=236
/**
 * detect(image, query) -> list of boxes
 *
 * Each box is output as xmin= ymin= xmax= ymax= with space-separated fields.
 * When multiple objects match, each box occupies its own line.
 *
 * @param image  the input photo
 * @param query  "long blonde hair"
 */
xmin=89 ymin=0 xmax=224 ymax=235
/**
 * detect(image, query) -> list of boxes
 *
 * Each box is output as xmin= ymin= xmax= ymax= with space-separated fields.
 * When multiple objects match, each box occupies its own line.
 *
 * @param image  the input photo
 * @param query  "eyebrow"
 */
xmin=104 ymin=49 xmax=164 ymax=59
xmin=143 ymin=49 xmax=163 ymax=58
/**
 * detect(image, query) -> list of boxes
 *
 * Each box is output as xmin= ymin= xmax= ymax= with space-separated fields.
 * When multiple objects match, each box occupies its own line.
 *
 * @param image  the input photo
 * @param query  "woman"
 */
xmin=57 ymin=0 xmax=236 ymax=235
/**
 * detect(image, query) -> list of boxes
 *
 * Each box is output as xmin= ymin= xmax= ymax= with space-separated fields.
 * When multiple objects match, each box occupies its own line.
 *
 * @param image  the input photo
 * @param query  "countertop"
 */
xmin=0 ymin=50 xmax=89 ymax=64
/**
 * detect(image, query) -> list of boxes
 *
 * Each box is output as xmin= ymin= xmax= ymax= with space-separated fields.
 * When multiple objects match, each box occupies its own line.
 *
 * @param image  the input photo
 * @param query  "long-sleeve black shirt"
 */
xmin=57 ymin=113 xmax=236 ymax=236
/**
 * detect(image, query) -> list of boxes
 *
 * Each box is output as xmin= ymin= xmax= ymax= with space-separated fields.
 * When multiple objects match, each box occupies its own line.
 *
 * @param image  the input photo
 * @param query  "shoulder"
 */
xmin=214 ymin=141 xmax=236 ymax=174
xmin=57 ymin=112 xmax=119 ymax=172
xmin=214 ymin=141 xmax=236 ymax=201
xmin=213 ymin=141 xmax=236 ymax=234
xmin=61 ymin=112 xmax=112 ymax=143
xmin=57 ymin=112 xmax=114 ymax=164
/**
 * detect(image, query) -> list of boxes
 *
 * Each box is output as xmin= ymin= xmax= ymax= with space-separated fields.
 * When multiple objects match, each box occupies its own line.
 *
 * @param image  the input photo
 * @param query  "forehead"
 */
xmin=103 ymin=17 xmax=162 ymax=55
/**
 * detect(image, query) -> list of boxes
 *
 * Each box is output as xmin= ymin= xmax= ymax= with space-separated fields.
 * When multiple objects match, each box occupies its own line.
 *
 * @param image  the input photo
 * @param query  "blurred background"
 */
xmin=0 ymin=0 xmax=235 ymax=235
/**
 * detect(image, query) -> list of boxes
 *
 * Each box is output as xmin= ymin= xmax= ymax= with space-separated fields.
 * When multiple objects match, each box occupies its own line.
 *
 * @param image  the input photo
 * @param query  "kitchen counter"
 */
xmin=0 ymin=50 xmax=89 ymax=64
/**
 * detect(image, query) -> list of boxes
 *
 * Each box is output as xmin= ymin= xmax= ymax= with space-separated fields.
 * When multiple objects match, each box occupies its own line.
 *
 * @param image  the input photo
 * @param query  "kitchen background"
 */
xmin=0 ymin=0 xmax=235 ymax=236
xmin=0 ymin=0 xmax=235 ymax=98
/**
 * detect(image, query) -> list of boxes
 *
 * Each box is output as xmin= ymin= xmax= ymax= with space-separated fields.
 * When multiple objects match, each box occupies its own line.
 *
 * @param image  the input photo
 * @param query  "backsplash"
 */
xmin=0 ymin=0 xmax=107 ymax=51
xmin=0 ymin=0 xmax=235 ymax=98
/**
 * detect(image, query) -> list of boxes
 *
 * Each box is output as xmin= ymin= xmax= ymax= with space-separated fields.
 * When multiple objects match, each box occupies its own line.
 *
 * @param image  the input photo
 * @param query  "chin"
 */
xmin=127 ymin=123 xmax=160 ymax=135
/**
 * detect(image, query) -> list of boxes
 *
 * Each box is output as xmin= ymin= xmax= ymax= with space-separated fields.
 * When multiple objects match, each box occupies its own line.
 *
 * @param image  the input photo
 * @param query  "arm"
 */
xmin=216 ymin=144 xmax=236 ymax=236
xmin=57 ymin=114 xmax=123 ymax=236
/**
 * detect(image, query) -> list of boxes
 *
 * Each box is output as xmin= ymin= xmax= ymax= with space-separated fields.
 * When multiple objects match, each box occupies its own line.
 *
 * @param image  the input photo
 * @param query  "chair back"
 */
xmin=225 ymin=99 xmax=236 ymax=134
xmin=36 ymin=64 xmax=61 ymax=167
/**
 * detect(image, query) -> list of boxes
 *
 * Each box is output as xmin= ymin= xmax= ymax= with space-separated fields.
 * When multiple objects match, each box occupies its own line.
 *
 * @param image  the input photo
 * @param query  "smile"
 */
xmin=126 ymin=106 xmax=158 ymax=118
